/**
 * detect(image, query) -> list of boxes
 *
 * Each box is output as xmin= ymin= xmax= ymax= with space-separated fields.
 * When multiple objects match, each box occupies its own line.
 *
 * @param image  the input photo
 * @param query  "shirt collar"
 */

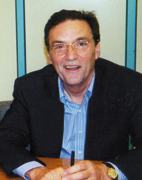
xmin=58 ymin=72 xmax=95 ymax=102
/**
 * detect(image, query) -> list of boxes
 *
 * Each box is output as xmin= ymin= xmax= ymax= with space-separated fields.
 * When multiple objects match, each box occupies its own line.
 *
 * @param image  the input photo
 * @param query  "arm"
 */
xmin=86 ymin=66 xmax=142 ymax=180
xmin=109 ymin=80 xmax=142 ymax=179
xmin=0 ymin=78 xmax=45 ymax=175
xmin=25 ymin=166 xmax=65 ymax=180
xmin=13 ymin=161 xmax=44 ymax=180
xmin=13 ymin=161 xmax=65 ymax=180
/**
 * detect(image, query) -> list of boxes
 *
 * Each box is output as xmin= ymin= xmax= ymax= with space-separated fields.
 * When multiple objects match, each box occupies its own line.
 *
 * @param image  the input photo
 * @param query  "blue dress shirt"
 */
xmin=59 ymin=74 xmax=94 ymax=160
xmin=13 ymin=73 xmax=127 ymax=180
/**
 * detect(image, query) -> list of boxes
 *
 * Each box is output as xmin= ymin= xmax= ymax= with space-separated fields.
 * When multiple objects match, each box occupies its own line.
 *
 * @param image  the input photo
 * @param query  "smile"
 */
xmin=65 ymin=66 xmax=80 ymax=69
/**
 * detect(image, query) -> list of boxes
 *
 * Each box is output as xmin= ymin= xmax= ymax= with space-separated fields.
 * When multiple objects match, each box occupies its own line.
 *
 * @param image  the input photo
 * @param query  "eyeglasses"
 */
xmin=49 ymin=37 xmax=94 ymax=56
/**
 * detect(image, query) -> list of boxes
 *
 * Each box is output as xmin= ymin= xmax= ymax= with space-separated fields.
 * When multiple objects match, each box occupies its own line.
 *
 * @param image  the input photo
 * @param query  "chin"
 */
xmin=66 ymin=80 xmax=82 ymax=86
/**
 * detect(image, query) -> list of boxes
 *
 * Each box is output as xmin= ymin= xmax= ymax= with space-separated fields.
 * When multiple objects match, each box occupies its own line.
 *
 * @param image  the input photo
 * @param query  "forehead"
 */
xmin=48 ymin=19 xmax=93 ymax=43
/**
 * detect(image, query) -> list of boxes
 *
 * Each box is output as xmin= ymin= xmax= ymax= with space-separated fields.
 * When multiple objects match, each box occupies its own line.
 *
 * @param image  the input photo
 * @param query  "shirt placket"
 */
xmin=76 ymin=95 xmax=88 ymax=159
xmin=77 ymin=108 xmax=83 ymax=159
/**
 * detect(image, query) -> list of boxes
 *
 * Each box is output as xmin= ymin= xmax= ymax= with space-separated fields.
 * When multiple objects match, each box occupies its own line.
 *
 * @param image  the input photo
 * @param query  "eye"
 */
xmin=79 ymin=42 xmax=87 ymax=46
xmin=53 ymin=44 xmax=65 ymax=50
xmin=76 ymin=40 xmax=88 ymax=47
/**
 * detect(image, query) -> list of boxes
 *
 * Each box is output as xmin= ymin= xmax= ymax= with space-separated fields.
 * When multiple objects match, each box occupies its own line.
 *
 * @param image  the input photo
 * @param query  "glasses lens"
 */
xmin=73 ymin=40 xmax=88 ymax=51
xmin=53 ymin=44 xmax=66 ymax=55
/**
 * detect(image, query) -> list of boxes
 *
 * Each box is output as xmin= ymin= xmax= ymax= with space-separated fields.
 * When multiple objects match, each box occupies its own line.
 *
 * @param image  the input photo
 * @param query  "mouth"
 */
xmin=64 ymin=65 xmax=80 ymax=70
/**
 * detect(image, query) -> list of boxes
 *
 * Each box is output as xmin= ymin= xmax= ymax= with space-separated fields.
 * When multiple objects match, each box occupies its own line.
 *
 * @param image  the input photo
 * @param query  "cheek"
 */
xmin=51 ymin=58 xmax=63 ymax=72
xmin=48 ymin=53 xmax=59 ymax=66
xmin=82 ymin=52 xmax=96 ymax=66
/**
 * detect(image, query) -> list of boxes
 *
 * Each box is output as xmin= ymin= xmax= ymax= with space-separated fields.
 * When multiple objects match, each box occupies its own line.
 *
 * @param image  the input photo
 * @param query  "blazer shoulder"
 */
xmin=13 ymin=64 xmax=58 ymax=99
xmin=95 ymin=58 xmax=142 ymax=83
xmin=15 ymin=64 xmax=57 ymax=85
xmin=19 ymin=64 xmax=56 ymax=79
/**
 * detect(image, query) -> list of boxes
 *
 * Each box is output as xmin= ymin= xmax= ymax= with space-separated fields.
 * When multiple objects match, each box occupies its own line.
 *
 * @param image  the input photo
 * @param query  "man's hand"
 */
xmin=62 ymin=160 xmax=111 ymax=180
xmin=25 ymin=166 xmax=65 ymax=180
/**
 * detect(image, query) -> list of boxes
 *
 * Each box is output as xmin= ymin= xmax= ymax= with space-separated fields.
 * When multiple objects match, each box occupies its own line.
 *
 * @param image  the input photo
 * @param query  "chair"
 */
xmin=0 ymin=101 xmax=12 ymax=121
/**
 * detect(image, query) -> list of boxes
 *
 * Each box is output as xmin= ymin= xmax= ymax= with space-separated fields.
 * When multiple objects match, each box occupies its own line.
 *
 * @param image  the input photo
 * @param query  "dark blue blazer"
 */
xmin=0 ymin=58 xmax=142 ymax=179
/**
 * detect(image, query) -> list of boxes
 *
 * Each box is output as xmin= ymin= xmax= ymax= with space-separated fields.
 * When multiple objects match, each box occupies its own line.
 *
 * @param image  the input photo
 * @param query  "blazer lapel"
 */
xmin=37 ymin=67 xmax=64 ymax=157
xmin=84 ymin=59 xmax=109 ymax=160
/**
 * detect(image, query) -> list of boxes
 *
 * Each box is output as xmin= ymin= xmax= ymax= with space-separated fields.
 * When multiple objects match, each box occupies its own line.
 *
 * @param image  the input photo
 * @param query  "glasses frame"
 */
xmin=49 ymin=37 xmax=94 ymax=56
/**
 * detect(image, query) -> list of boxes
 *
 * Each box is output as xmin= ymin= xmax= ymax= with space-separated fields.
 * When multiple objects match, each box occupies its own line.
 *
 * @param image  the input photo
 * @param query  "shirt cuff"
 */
xmin=107 ymin=162 xmax=128 ymax=180
xmin=13 ymin=161 xmax=44 ymax=180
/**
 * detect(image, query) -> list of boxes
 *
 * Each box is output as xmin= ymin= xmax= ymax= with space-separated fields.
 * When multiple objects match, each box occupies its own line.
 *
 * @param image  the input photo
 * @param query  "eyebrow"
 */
xmin=76 ymin=37 xmax=88 ymax=41
xmin=52 ymin=41 xmax=65 ymax=46
xmin=51 ymin=37 xmax=89 ymax=46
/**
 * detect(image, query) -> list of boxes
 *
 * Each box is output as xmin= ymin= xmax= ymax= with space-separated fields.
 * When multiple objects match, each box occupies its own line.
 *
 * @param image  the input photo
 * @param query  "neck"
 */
xmin=63 ymin=72 xmax=94 ymax=104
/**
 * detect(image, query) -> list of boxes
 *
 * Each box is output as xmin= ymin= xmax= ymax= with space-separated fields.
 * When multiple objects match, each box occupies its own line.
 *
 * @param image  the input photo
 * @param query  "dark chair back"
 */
xmin=0 ymin=101 xmax=12 ymax=121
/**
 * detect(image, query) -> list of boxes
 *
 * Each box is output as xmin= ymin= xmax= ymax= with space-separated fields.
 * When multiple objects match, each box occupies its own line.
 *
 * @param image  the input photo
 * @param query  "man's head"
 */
xmin=44 ymin=9 xmax=100 ymax=92
xmin=44 ymin=9 xmax=100 ymax=51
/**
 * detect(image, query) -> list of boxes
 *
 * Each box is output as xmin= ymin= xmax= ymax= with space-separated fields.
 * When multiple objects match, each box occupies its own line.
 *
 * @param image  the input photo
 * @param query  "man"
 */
xmin=0 ymin=9 xmax=142 ymax=180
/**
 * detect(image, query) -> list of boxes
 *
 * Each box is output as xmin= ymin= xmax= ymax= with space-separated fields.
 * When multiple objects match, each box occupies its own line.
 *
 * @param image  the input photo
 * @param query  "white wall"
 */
xmin=0 ymin=1 xmax=17 ymax=101
xmin=1 ymin=0 xmax=142 ymax=101
xmin=25 ymin=0 xmax=126 ymax=73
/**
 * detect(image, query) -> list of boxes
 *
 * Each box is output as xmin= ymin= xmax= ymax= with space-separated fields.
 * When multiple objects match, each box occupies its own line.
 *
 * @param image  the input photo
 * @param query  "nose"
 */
xmin=65 ymin=45 xmax=78 ymax=61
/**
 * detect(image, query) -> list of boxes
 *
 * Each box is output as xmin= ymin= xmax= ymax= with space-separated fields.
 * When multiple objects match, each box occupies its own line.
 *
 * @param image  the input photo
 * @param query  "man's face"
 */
xmin=48 ymin=19 xmax=100 ymax=88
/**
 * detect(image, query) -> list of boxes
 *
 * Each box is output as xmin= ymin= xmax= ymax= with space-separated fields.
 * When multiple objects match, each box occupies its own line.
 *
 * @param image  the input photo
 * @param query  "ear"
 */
xmin=95 ymin=42 xmax=101 ymax=59
xmin=48 ymin=53 xmax=52 ymax=64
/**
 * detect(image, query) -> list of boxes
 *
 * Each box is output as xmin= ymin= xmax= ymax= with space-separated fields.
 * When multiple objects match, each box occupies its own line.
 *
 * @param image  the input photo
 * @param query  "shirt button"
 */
xmin=79 ymin=131 xmax=82 ymax=133
xmin=78 ymin=109 xmax=81 ymax=112
xmin=79 ymin=151 xmax=82 ymax=154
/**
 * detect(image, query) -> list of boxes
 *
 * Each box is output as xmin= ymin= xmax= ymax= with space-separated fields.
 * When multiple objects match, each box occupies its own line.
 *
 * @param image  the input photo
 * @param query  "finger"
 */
xmin=42 ymin=167 xmax=65 ymax=180
xmin=62 ymin=169 xmax=89 ymax=180
xmin=46 ymin=170 xmax=60 ymax=180
xmin=64 ymin=161 xmax=87 ymax=176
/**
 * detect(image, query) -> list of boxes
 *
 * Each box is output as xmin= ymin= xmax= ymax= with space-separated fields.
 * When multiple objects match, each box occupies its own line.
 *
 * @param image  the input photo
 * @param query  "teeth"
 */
xmin=66 ymin=66 xmax=78 ymax=69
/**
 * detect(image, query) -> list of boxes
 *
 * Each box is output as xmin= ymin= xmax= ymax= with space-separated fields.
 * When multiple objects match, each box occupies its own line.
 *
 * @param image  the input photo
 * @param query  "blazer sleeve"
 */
xmin=0 ymin=78 xmax=45 ymax=176
xmin=85 ymin=59 xmax=142 ymax=180
xmin=109 ymin=74 xmax=142 ymax=180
